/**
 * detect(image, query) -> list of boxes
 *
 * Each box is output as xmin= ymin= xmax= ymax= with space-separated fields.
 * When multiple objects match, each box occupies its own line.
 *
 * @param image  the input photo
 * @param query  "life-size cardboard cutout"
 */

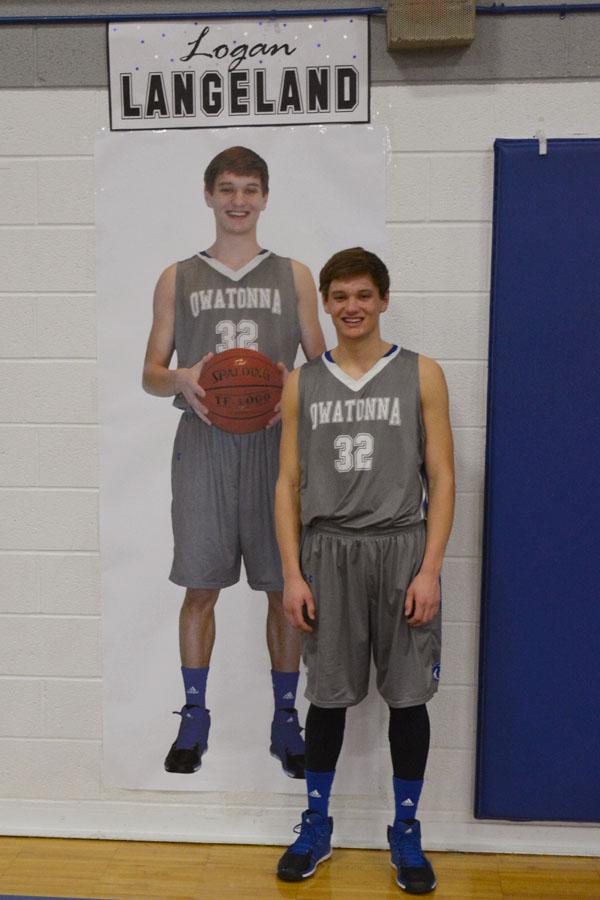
xmin=96 ymin=126 xmax=386 ymax=793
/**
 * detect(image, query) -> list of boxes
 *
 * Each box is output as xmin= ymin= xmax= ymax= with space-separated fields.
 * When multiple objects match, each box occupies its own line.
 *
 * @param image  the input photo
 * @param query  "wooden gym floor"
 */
xmin=0 ymin=836 xmax=599 ymax=899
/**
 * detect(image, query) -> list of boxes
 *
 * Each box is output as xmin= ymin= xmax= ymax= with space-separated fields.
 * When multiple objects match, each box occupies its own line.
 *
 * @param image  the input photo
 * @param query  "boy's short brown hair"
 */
xmin=319 ymin=247 xmax=390 ymax=298
xmin=204 ymin=146 xmax=269 ymax=194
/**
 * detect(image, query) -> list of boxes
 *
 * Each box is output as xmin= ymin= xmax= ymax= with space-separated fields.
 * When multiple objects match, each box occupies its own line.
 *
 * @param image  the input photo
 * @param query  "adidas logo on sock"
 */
xmin=309 ymin=789 xmax=322 ymax=798
xmin=401 ymin=798 xmax=415 ymax=807
xmin=187 ymin=686 xmax=199 ymax=694
xmin=282 ymin=691 xmax=294 ymax=700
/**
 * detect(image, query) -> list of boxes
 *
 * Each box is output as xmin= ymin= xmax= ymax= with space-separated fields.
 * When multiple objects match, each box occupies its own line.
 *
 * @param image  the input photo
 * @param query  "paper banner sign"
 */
xmin=108 ymin=15 xmax=369 ymax=130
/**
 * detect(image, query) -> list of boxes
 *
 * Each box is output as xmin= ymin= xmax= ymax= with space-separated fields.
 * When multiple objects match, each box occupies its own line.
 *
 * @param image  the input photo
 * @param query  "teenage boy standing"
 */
xmin=275 ymin=248 xmax=454 ymax=892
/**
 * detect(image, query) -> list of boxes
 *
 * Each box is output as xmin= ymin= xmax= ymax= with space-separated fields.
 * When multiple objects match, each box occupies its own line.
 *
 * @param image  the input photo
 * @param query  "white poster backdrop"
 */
xmin=96 ymin=126 xmax=387 ymax=792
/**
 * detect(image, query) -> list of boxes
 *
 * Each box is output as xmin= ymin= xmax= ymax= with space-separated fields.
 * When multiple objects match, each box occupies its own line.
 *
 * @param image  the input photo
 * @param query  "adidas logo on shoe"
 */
xmin=401 ymin=798 xmax=414 ymax=807
xmin=309 ymin=789 xmax=322 ymax=798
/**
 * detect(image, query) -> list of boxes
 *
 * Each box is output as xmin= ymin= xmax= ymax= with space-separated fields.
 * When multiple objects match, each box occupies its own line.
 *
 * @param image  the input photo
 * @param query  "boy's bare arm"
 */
xmin=275 ymin=369 xmax=315 ymax=632
xmin=292 ymin=260 xmax=326 ymax=361
xmin=142 ymin=264 xmax=212 ymax=422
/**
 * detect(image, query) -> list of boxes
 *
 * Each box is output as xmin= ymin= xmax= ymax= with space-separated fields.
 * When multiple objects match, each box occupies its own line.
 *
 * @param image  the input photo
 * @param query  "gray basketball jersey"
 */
xmin=298 ymin=346 xmax=427 ymax=530
xmin=173 ymin=251 xmax=301 ymax=410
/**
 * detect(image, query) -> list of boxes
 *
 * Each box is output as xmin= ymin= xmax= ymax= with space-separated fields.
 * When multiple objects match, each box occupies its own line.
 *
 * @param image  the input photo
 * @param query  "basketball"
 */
xmin=198 ymin=348 xmax=283 ymax=433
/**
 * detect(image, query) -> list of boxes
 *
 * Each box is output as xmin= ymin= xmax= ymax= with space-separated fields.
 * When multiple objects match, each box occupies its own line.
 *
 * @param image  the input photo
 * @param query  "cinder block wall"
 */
xmin=0 ymin=89 xmax=101 ymax=806
xmin=1 ymin=12 xmax=600 ymax=854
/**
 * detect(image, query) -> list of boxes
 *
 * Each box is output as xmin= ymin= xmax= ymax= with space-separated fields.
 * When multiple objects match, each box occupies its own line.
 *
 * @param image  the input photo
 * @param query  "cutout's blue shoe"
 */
xmin=277 ymin=809 xmax=333 ymax=881
xmin=270 ymin=707 xmax=305 ymax=778
xmin=164 ymin=705 xmax=210 ymax=773
xmin=388 ymin=819 xmax=436 ymax=894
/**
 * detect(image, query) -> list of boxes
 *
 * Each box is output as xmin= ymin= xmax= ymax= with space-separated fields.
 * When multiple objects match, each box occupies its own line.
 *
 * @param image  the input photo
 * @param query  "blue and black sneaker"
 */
xmin=270 ymin=707 xmax=305 ymax=778
xmin=277 ymin=809 xmax=333 ymax=881
xmin=388 ymin=819 xmax=436 ymax=894
xmin=164 ymin=705 xmax=210 ymax=774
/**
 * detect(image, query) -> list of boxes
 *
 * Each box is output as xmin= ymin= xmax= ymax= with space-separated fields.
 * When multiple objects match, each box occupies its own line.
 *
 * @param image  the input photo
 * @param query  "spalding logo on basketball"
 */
xmin=199 ymin=348 xmax=283 ymax=433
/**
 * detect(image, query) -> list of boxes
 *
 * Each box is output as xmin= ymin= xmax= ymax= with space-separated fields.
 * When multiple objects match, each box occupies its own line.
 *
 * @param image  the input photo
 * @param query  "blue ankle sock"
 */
xmin=181 ymin=666 xmax=209 ymax=708
xmin=271 ymin=670 xmax=299 ymax=711
xmin=393 ymin=777 xmax=423 ymax=826
xmin=305 ymin=769 xmax=335 ymax=819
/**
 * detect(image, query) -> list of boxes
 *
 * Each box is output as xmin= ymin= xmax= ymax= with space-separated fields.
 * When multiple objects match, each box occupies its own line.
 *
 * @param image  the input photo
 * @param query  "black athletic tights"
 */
xmin=305 ymin=702 xmax=430 ymax=780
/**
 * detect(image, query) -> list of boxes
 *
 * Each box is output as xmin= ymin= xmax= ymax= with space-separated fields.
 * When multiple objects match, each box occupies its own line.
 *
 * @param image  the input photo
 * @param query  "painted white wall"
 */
xmin=1 ymin=83 xmax=599 ymax=854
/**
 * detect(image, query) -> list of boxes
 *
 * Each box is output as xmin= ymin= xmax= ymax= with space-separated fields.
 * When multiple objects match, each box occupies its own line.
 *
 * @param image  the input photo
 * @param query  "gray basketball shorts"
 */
xmin=301 ymin=522 xmax=441 ymax=708
xmin=169 ymin=411 xmax=283 ymax=591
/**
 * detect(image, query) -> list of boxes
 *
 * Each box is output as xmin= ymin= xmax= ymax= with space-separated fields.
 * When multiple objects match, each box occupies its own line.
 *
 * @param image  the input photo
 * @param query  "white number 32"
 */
xmin=333 ymin=433 xmax=374 ymax=472
xmin=215 ymin=319 xmax=258 ymax=352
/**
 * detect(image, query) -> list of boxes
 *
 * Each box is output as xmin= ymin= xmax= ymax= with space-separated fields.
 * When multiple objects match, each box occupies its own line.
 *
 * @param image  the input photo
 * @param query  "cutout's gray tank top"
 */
xmin=174 ymin=251 xmax=301 ymax=410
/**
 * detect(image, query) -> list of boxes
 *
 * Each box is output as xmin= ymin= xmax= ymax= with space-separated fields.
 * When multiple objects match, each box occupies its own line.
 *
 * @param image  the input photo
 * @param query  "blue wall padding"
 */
xmin=476 ymin=139 xmax=600 ymax=822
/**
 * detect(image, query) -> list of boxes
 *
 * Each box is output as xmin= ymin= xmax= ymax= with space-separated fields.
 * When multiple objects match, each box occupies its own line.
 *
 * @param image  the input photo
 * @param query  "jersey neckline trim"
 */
xmin=321 ymin=344 xmax=401 ymax=392
xmin=197 ymin=249 xmax=271 ymax=282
